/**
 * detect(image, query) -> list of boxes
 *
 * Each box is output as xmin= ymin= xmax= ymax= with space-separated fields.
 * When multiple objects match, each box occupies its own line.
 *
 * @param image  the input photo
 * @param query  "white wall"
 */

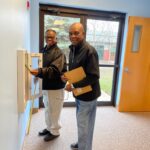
xmin=0 ymin=0 xmax=30 ymax=150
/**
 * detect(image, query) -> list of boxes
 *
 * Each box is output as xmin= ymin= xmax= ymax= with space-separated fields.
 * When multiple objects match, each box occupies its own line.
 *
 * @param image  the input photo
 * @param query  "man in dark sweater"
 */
xmin=62 ymin=22 xmax=101 ymax=150
xmin=31 ymin=29 xmax=67 ymax=142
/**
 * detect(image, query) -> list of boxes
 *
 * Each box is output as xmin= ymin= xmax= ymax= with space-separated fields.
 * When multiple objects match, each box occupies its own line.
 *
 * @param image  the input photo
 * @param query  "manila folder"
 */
xmin=73 ymin=85 xmax=92 ymax=96
xmin=64 ymin=66 xmax=86 ymax=84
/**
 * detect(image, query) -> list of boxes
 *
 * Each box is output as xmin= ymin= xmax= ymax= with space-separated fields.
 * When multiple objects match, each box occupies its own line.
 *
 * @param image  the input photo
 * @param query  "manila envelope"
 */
xmin=64 ymin=66 xmax=86 ymax=84
xmin=73 ymin=85 xmax=92 ymax=96
xmin=64 ymin=67 xmax=92 ymax=96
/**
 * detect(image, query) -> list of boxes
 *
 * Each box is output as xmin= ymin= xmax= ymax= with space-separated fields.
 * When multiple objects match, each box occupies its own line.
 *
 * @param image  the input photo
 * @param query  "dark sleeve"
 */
xmin=61 ymin=54 xmax=67 ymax=74
xmin=37 ymin=53 xmax=66 ymax=79
xmin=73 ymin=48 xmax=100 ymax=87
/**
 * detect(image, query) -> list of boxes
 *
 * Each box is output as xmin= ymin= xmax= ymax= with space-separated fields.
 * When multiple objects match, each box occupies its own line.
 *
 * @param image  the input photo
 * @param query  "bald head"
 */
xmin=69 ymin=22 xmax=85 ymax=45
xmin=70 ymin=23 xmax=85 ymax=33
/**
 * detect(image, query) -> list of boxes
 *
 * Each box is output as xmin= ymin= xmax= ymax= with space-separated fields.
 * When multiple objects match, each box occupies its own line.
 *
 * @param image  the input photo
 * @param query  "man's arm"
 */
xmin=35 ymin=53 xmax=66 ymax=79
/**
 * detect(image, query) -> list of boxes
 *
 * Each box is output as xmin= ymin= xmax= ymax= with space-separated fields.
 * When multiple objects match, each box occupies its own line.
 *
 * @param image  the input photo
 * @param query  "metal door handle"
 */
xmin=124 ymin=67 xmax=130 ymax=73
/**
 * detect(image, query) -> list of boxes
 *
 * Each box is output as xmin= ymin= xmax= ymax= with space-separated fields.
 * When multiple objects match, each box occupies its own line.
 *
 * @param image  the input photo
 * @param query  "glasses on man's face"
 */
xmin=69 ymin=31 xmax=80 ymax=36
xmin=45 ymin=36 xmax=55 ymax=39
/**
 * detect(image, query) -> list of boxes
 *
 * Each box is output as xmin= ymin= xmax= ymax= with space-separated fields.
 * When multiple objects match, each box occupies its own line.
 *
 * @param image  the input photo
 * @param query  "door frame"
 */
xmin=39 ymin=4 xmax=125 ymax=106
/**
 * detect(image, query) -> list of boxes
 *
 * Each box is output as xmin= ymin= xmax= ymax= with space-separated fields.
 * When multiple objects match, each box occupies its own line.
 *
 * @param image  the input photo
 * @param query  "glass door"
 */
xmin=86 ymin=19 xmax=120 ymax=104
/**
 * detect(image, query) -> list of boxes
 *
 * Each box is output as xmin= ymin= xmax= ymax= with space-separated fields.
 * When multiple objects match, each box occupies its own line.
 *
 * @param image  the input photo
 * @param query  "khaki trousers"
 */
xmin=43 ymin=89 xmax=64 ymax=135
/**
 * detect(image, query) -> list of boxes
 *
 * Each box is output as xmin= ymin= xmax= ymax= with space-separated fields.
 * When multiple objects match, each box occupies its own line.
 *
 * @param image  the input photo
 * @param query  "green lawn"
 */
xmin=99 ymin=67 xmax=113 ymax=95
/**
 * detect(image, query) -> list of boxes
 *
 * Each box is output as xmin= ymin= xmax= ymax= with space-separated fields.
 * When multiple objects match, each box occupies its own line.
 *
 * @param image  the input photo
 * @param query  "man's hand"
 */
xmin=30 ymin=69 xmax=38 ymax=76
xmin=65 ymin=84 xmax=73 ymax=92
xmin=61 ymin=74 xmax=68 ymax=83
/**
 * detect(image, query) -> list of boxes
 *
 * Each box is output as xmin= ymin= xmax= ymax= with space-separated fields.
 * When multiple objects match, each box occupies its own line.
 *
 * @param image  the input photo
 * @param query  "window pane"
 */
xmin=44 ymin=15 xmax=80 ymax=61
xmin=86 ymin=19 xmax=119 ymax=65
xmin=98 ymin=67 xmax=113 ymax=102
xmin=132 ymin=25 xmax=142 ymax=52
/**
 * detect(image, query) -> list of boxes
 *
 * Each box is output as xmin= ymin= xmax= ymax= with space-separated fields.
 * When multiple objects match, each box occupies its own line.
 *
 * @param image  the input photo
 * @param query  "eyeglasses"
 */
xmin=45 ymin=36 xmax=55 ymax=39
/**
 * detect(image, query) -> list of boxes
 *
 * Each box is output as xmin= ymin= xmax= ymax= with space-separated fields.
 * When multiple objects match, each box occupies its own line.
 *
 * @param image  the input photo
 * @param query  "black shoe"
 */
xmin=70 ymin=143 xmax=78 ymax=150
xmin=38 ymin=129 xmax=50 ymax=136
xmin=44 ymin=132 xmax=60 ymax=142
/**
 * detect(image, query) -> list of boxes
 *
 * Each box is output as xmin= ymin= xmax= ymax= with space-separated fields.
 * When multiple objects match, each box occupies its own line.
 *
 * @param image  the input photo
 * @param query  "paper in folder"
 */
xmin=64 ymin=67 xmax=92 ymax=96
